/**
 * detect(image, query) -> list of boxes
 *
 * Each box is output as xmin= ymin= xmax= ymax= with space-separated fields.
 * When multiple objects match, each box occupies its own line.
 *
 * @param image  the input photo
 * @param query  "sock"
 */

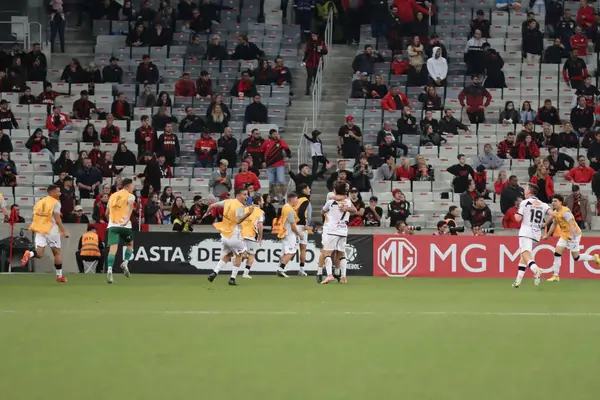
xmin=279 ymin=263 xmax=286 ymax=271
xmin=528 ymin=260 xmax=539 ymax=275
xmin=317 ymin=267 xmax=323 ymax=276
xmin=552 ymin=254 xmax=562 ymax=276
xmin=245 ymin=263 xmax=252 ymax=271
xmin=340 ymin=258 xmax=347 ymax=278
xmin=55 ymin=264 xmax=62 ymax=278
xmin=516 ymin=265 xmax=526 ymax=283
xmin=231 ymin=266 xmax=239 ymax=279
xmin=107 ymin=254 xmax=115 ymax=268
xmin=577 ymin=254 xmax=594 ymax=262
xmin=334 ymin=267 xmax=340 ymax=276
xmin=299 ymin=262 xmax=305 ymax=271
xmin=28 ymin=250 xmax=35 ymax=258
xmin=125 ymin=248 xmax=134 ymax=261
xmin=214 ymin=260 xmax=226 ymax=274
xmin=325 ymin=256 xmax=333 ymax=276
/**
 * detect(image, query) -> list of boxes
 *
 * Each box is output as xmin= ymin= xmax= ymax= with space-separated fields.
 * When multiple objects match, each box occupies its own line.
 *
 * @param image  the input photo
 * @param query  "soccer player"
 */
xmin=294 ymin=183 xmax=312 ymax=276
xmin=543 ymin=194 xmax=600 ymax=281
xmin=512 ymin=183 xmax=553 ymax=288
xmin=321 ymin=181 xmax=356 ymax=284
xmin=206 ymin=187 xmax=254 ymax=285
xmin=105 ymin=178 xmax=136 ymax=284
xmin=276 ymin=192 xmax=304 ymax=278
xmin=240 ymin=194 xmax=265 ymax=279
xmin=21 ymin=184 xmax=69 ymax=282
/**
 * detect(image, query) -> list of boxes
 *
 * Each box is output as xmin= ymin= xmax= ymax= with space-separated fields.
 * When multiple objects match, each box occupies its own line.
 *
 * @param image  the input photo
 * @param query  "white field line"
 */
xmin=1 ymin=309 xmax=600 ymax=317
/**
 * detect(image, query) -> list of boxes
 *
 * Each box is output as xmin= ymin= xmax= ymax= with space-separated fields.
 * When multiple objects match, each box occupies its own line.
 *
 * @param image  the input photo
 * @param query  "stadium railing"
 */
xmin=311 ymin=7 xmax=333 ymax=131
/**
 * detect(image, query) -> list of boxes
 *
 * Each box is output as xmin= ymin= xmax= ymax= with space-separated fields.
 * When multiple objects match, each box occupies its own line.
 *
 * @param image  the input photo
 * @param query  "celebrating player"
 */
xmin=276 ymin=192 xmax=304 ymax=278
xmin=543 ymin=194 xmax=600 ymax=281
xmin=105 ymin=178 xmax=136 ymax=284
xmin=21 ymin=184 xmax=69 ymax=282
xmin=240 ymin=194 xmax=265 ymax=279
xmin=512 ymin=183 xmax=553 ymax=288
xmin=294 ymin=183 xmax=312 ymax=276
xmin=321 ymin=181 xmax=356 ymax=284
xmin=206 ymin=187 xmax=254 ymax=285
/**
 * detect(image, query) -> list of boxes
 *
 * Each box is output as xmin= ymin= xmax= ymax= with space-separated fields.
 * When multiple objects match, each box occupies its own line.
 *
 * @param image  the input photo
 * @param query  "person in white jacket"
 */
xmin=426 ymin=47 xmax=448 ymax=87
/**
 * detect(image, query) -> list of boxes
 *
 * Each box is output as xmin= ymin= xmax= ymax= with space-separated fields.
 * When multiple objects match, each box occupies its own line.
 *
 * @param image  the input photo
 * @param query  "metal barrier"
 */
xmin=0 ymin=21 xmax=30 ymax=49
xmin=288 ymin=117 xmax=310 ymax=193
xmin=310 ymin=8 xmax=333 ymax=130
xmin=28 ymin=22 xmax=43 ymax=48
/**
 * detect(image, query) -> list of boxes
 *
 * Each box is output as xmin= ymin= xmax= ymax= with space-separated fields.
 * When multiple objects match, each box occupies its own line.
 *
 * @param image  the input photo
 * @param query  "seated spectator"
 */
xmin=206 ymin=34 xmax=228 ymax=60
xmin=136 ymin=54 xmax=160 ymax=85
xmin=175 ymin=73 xmax=196 ymax=97
xmin=352 ymin=45 xmax=384 ymax=75
xmin=582 ymin=129 xmax=596 ymax=149
xmin=185 ymin=6 xmax=209 ymax=33
xmin=155 ymin=91 xmax=173 ymax=107
xmin=86 ymin=62 xmax=103 ymax=85
xmin=448 ymin=154 xmax=475 ymax=193
xmin=439 ymin=109 xmax=470 ymax=134
xmin=0 ymin=150 xmax=15 ymax=172
xmin=26 ymin=128 xmax=53 ymax=160
xmin=566 ymin=155 xmax=595 ymax=182
xmin=88 ymin=141 xmax=102 ymax=166
xmin=418 ymin=86 xmax=443 ymax=110
xmin=397 ymin=106 xmax=418 ymax=135
xmin=77 ymin=158 xmax=102 ymax=199
xmin=516 ymin=134 xmax=540 ymax=160
xmin=100 ymin=114 xmax=121 ymax=143
xmin=207 ymin=104 xmax=229 ymax=133
xmin=338 ymin=116 xmax=363 ymax=158
xmin=159 ymin=187 xmax=176 ymax=223
xmin=466 ymin=196 xmax=492 ymax=228
xmin=232 ymin=35 xmax=264 ymax=60
xmin=61 ymin=58 xmax=87 ymax=83
xmin=65 ymin=204 xmax=90 ymax=223
xmin=544 ymin=38 xmax=567 ymax=64
xmin=152 ymin=106 xmax=178 ymax=131
xmin=244 ymin=94 xmax=268 ymax=125
xmin=519 ymin=100 xmax=536 ymax=123
xmin=157 ymin=123 xmax=181 ymax=165
xmin=502 ymin=198 xmax=522 ymax=229
xmin=535 ymin=99 xmax=561 ymax=125
xmin=530 ymin=164 xmax=554 ymax=203
xmin=126 ymin=23 xmax=148 ymax=46
xmin=206 ymin=93 xmax=231 ymax=119
xmin=98 ymin=151 xmax=124 ymax=177
xmin=362 ymin=196 xmax=382 ymax=227
xmin=230 ymin=70 xmax=257 ymax=98
xmin=427 ymin=47 xmax=448 ymax=87
xmin=538 ymin=123 xmax=561 ymax=148
xmin=234 ymin=160 xmax=260 ymax=191
xmin=217 ymin=127 xmax=238 ymax=168
xmin=113 ymin=142 xmax=137 ymax=166
xmin=471 ymin=9 xmax=491 ymax=38
xmin=92 ymin=193 xmax=109 ymax=223
xmin=413 ymin=154 xmax=434 ymax=181
xmin=53 ymin=150 xmax=74 ymax=175
xmin=194 ymin=131 xmax=217 ymax=167
xmin=111 ymin=93 xmax=131 ymax=120
xmin=563 ymin=49 xmax=587 ymax=91
xmin=387 ymin=189 xmax=411 ymax=227
xmin=420 ymin=110 xmax=440 ymax=132
xmin=458 ymin=75 xmax=492 ymax=123
xmin=374 ymin=154 xmax=395 ymax=180
xmin=0 ymin=164 xmax=16 ymax=187
xmin=546 ymin=147 xmax=574 ymax=176
xmin=378 ymin=121 xmax=407 ymax=156
xmin=396 ymin=157 xmax=415 ymax=181
xmin=185 ymin=35 xmax=206 ymax=60
xmin=170 ymin=197 xmax=191 ymax=231
xmin=528 ymin=157 xmax=542 ymax=178
xmin=476 ymin=143 xmax=504 ymax=170
xmin=588 ymin=131 xmax=600 ymax=170
xmin=209 ymin=159 xmax=232 ymax=199
xmin=378 ymin=134 xmax=398 ymax=160
xmin=571 ymin=95 xmax=595 ymax=134
xmin=565 ymin=185 xmax=591 ymax=229
xmin=351 ymin=72 xmax=371 ymax=98
xmin=0 ymin=129 xmax=11 ymax=154
xmin=391 ymin=53 xmax=409 ymax=75
xmin=102 ymin=57 xmax=123 ymax=84
xmin=464 ymin=29 xmax=486 ymax=75
xmin=369 ymin=74 xmax=387 ymax=98
xmin=499 ymin=101 xmax=520 ymax=124
xmin=556 ymin=123 xmax=577 ymax=149
xmin=425 ymin=35 xmax=448 ymax=60
xmin=72 ymin=90 xmax=96 ymax=120
xmin=137 ymin=84 xmax=157 ymax=107
xmin=381 ymin=85 xmax=409 ymax=111
xmin=19 ymin=86 xmax=36 ymax=105
xmin=149 ymin=21 xmax=172 ymax=47
xmin=195 ymin=70 xmax=213 ymax=100
xmin=179 ymin=106 xmax=207 ymax=133
xmin=420 ymin=124 xmax=446 ymax=146
xmin=352 ymin=155 xmax=373 ymax=192
xmin=252 ymin=59 xmax=272 ymax=86
xmin=144 ymin=193 xmax=163 ymax=224
xmin=270 ymin=57 xmax=293 ymax=86
xmin=494 ymin=170 xmax=509 ymax=195
xmin=407 ymin=63 xmax=428 ymax=87
xmin=407 ymin=36 xmax=425 ymax=68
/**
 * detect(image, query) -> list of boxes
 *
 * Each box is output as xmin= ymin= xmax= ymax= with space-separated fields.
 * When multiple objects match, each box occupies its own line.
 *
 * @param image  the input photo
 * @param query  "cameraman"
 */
xmin=395 ymin=221 xmax=421 ymax=235
xmin=444 ymin=205 xmax=461 ymax=235
xmin=466 ymin=196 xmax=493 ymax=230
xmin=432 ymin=221 xmax=450 ymax=235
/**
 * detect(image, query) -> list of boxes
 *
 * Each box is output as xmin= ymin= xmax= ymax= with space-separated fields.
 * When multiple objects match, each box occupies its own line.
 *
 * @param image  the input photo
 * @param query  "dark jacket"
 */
xmin=500 ymin=185 xmax=525 ymax=214
xmin=136 ymin=62 xmax=160 ymax=84
xmin=244 ymin=102 xmax=268 ymax=124
xmin=351 ymin=52 xmax=384 ymax=75
xmin=522 ymin=28 xmax=544 ymax=55
xmin=544 ymin=44 xmax=567 ymax=64
xmin=231 ymin=42 xmax=264 ymax=60
xmin=102 ymin=65 xmax=123 ymax=83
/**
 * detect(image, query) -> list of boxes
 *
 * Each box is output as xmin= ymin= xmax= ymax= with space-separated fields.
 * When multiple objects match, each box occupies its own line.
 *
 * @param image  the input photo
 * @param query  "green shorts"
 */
xmin=107 ymin=226 xmax=134 ymax=247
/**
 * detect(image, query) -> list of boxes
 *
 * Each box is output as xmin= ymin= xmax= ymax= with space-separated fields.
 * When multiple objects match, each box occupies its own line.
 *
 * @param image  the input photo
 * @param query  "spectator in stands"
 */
xmin=352 ymin=45 xmax=385 ymax=76
xmin=234 ymin=160 xmax=260 ymax=191
xmin=86 ymin=62 xmax=103 ymax=86
xmin=138 ymin=0 xmax=156 ymax=21
xmin=135 ymin=116 xmax=156 ymax=157
xmin=135 ymin=84 xmax=156 ymax=107
xmin=528 ymin=156 xmax=542 ymax=178
xmin=149 ymin=21 xmax=172 ymax=47
xmin=407 ymin=37 xmax=425 ymax=68
xmin=0 ymin=100 xmax=17 ymax=130
xmin=570 ymin=26 xmax=588 ymax=57
xmin=397 ymin=106 xmax=418 ymax=135
xmin=114 ymin=143 xmax=137 ymax=167
xmin=547 ymin=146 xmax=575 ymax=176
xmin=25 ymin=128 xmax=53 ymax=161
xmin=195 ymin=71 xmax=213 ymax=100
xmin=543 ymin=38 xmax=568 ymax=64
xmin=303 ymin=32 xmax=328 ymax=95
xmin=160 ymin=187 xmax=176 ymax=223
xmin=494 ymin=170 xmax=509 ymax=195
xmin=206 ymin=34 xmax=228 ymax=60
xmin=157 ymin=123 xmax=181 ymax=165
xmin=565 ymin=155 xmax=594 ymax=183
xmin=144 ymin=193 xmax=162 ymax=224
xmin=60 ymin=59 xmax=86 ymax=83
xmin=232 ymin=35 xmax=264 ymax=60
xmin=100 ymin=114 xmax=121 ymax=143
xmin=538 ymin=123 xmax=561 ymax=148
xmin=459 ymin=179 xmax=476 ymax=220
xmin=217 ymin=127 xmax=237 ymax=168
xmin=476 ymin=144 xmax=504 ymax=170
xmin=425 ymin=35 xmax=447 ymax=59
xmin=50 ymin=6 xmax=66 ymax=53
xmin=395 ymin=157 xmax=415 ymax=181
xmin=25 ymin=42 xmax=47 ymax=77
xmin=73 ymin=150 xmax=88 ymax=176
xmin=439 ymin=109 xmax=470 ymax=134
xmin=563 ymin=48 xmax=587 ymax=90
xmin=0 ymin=129 xmax=11 ymax=156
xmin=64 ymin=204 xmax=88 ymax=224
xmin=245 ymin=94 xmax=268 ymax=125
xmin=326 ymin=160 xmax=353 ymax=191
xmin=179 ymin=107 xmax=206 ymax=133
xmin=587 ymin=132 xmax=600 ymax=170
xmin=413 ymin=154 xmax=434 ymax=181
xmin=152 ymin=106 xmax=178 ymax=131
xmin=94 ymin=0 xmax=122 ymax=20
xmin=418 ymin=86 xmax=443 ymax=111
xmin=136 ymin=54 xmax=160 ymax=85
xmin=571 ymin=95 xmax=595 ymax=134
xmin=582 ymin=129 xmax=597 ymax=149
xmin=38 ymin=83 xmax=62 ymax=112
xmin=185 ymin=35 xmax=206 ymax=61
xmin=102 ymin=57 xmax=123 ymax=84
xmin=194 ymin=131 xmax=217 ymax=167
xmin=464 ymin=29 xmax=486 ymax=75
xmin=379 ymin=134 xmax=398 ymax=160
xmin=209 ymin=159 xmax=232 ymax=199
xmin=77 ymin=158 xmax=102 ymax=199
xmin=458 ymin=75 xmax=491 ymax=124
xmin=518 ymin=101 xmax=535 ymax=123
xmin=363 ymin=196 xmax=382 ymax=227
xmin=426 ymin=48 xmax=448 ymax=87
xmin=420 ymin=124 xmax=445 ymax=146
xmin=565 ymin=185 xmax=591 ymax=229
xmin=575 ymin=74 xmax=600 ymax=107
xmin=351 ymin=72 xmax=371 ymax=98
xmin=561 ymin=124 xmax=580 ymax=149
xmin=556 ymin=9 xmax=576 ymax=47
xmin=72 ymin=90 xmax=95 ymax=120
xmin=535 ymin=99 xmax=561 ymax=125
xmin=499 ymin=101 xmax=520 ymax=124
xmin=19 ymin=86 xmax=36 ymax=105
xmin=420 ymin=110 xmax=440 ymax=132
xmin=230 ymin=70 xmax=258 ymax=98
xmin=530 ymin=164 xmax=554 ymax=203
xmin=111 ymin=93 xmax=131 ymax=121
xmin=53 ymin=150 xmax=74 ymax=176
xmin=502 ymin=198 xmax=522 ymax=229
xmin=285 ymin=163 xmax=311 ymax=192
xmin=271 ymin=57 xmax=293 ymax=87
xmin=387 ymin=189 xmax=411 ymax=227
xmin=92 ymin=193 xmax=109 ymax=223
xmin=4 ymin=67 xmax=24 ymax=93
xmin=0 ymin=151 xmax=15 ymax=172
xmin=207 ymin=104 xmax=229 ymax=133
xmin=240 ymin=128 xmax=265 ymax=168
xmin=466 ymin=196 xmax=492 ymax=229
xmin=471 ymin=9 xmax=490 ymax=38
xmin=88 ymin=141 xmax=102 ymax=166
xmin=448 ymin=154 xmax=475 ymax=194
xmin=155 ymin=91 xmax=173 ymax=108
xmin=594 ymin=170 xmax=600 ymax=214
xmin=482 ymin=43 xmax=507 ymax=89
xmin=0 ymin=164 xmax=16 ymax=187
xmin=345 ymin=188 xmax=365 ymax=226
xmin=516 ymin=134 xmax=540 ymax=160
xmin=521 ymin=12 xmax=539 ymax=33
xmin=381 ymin=86 xmax=409 ymax=111
xmin=174 ymin=73 xmax=196 ymax=97
xmin=368 ymin=74 xmax=387 ymax=99
xmin=522 ymin=19 xmax=544 ymax=64
xmin=98 ymin=151 xmax=124 ymax=177
xmin=251 ymin=59 xmax=272 ymax=86
xmin=378 ymin=121 xmax=407 ymax=156
xmin=338 ymin=116 xmax=363 ymax=158
xmin=352 ymin=154 xmax=373 ymax=192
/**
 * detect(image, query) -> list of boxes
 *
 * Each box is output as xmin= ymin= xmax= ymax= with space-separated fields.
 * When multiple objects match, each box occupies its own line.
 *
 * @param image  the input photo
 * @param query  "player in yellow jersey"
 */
xmin=105 ymin=178 xmax=136 ymax=284
xmin=21 ymin=185 xmax=70 ymax=283
xmin=240 ymin=194 xmax=265 ymax=279
xmin=205 ymin=187 xmax=255 ymax=285
xmin=276 ymin=192 xmax=304 ymax=278
xmin=542 ymin=194 xmax=600 ymax=281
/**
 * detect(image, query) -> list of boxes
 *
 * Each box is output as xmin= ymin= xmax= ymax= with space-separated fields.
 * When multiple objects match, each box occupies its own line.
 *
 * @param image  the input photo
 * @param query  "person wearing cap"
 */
xmin=196 ymin=71 xmax=213 ymax=99
xmin=470 ymin=9 xmax=490 ymax=38
xmin=338 ymin=116 xmax=363 ymax=159
xmin=136 ymin=54 xmax=159 ymax=84
xmin=458 ymin=75 xmax=492 ymax=123
xmin=76 ymin=225 xmax=105 ymax=274
xmin=351 ymin=72 xmax=371 ymax=98
xmin=185 ymin=35 xmax=206 ymax=60
xmin=206 ymin=34 xmax=228 ymax=60
xmin=352 ymin=45 xmax=384 ymax=76
xmin=100 ymin=57 xmax=122 ymax=84
xmin=0 ymin=100 xmax=18 ymax=130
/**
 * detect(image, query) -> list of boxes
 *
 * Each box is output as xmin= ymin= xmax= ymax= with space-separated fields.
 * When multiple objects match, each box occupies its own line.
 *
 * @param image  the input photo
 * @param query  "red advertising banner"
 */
xmin=372 ymin=235 xmax=600 ymax=279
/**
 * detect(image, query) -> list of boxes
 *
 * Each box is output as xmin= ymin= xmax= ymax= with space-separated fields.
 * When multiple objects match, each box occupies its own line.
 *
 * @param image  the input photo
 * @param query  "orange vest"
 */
xmin=80 ymin=232 xmax=101 ymax=257
xmin=278 ymin=204 xmax=296 ymax=239
xmin=555 ymin=206 xmax=581 ymax=239
xmin=213 ymin=199 xmax=244 ymax=238
xmin=30 ymin=196 xmax=59 ymax=234
xmin=271 ymin=217 xmax=282 ymax=234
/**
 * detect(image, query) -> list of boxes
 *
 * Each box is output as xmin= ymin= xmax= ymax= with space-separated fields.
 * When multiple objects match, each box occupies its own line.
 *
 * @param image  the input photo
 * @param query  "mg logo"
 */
xmin=377 ymin=238 xmax=418 ymax=277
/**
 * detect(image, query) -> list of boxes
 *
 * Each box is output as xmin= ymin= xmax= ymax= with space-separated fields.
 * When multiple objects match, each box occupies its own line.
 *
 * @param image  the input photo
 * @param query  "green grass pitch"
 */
xmin=1 ymin=274 xmax=600 ymax=400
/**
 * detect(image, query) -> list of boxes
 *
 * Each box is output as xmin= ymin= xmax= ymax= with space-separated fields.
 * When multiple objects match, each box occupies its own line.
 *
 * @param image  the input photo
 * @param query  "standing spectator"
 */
xmin=458 ymin=75 xmax=492 ymax=123
xmin=260 ymin=129 xmax=291 ymax=201
xmin=482 ymin=43 xmax=507 ymax=89
xmin=102 ymin=57 xmax=123 ymax=84
xmin=563 ymin=49 xmax=588 ymax=90
xmin=234 ymin=160 xmax=260 ymax=191
xmin=156 ymin=123 xmax=180 ymax=165
xmin=543 ymin=38 xmax=568 ymax=64
xmin=0 ymin=100 xmax=18 ymax=130
xmin=363 ymin=196 xmax=383 ymax=227
xmin=500 ymin=175 xmax=524 ymax=213
xmin=523 ymin=19 xmax=544 ymax=63
xmin=535 ymin=99 xmax=561 ymax=125
xmin=134 ymin=115 xmax=157 ymax=157
xmin=59 ymin=175 xmax=76 ymax=221
xmin=530 ymin=164 xmax=554 ymax=203
xmin=575 ymin=74 xmax=600 ymax=107
xmin=387 ymin=189 xmax=411 ymax=227
xmin=216 ymin=127 xmax=238 ymax=168
xmin=326 ymin=160 xmax=353 ymax=191
xmin=439 ymin=109 xmax=470 ymax=134
xmin=556 ymin=9 xmax=576 ymax=48
xmin=304 ymin=129 xmax=328 ymax=181
xmin=502 ymin=198 xmax=522 ymax=229
xmin=352 ymin=45 xmax=385 ymax=75
xmin=209 ymin=159 xmax=232 ymax=199
xmin=240 ymin=128 xmax=265 ymax=169
xmin=464 ymin=29 xmax=486 ymax=75
xmin=100 ymin=114 xmax=121 ymax=143
xmin=448 ymin=154 xmax=475 ymax=194
xmin=570 ymin=26 xmax=588 ymax=57
xmin=571 ymin=95 xmax=595 ymax=134
xmin=381 ymin=86 xmax=409 ymax=111
xmin=566 ymin=155 xmax=595 ymax=183
xmin=136 ymin=54 xmax=160 ymax=85
xmin=50 ymin=7 xmax=66 ymax=53
xmin=426 ymin=47 xmax=448 ymax=87
xmin=547 ymin=147 xmax=575 ymax=176
xmin=231 ymin=35 xmax=264 ymax=60
xmin=565 ymin=185 xmax=591 ymax=229
xmin=77 ymin=158 xmax=102 ymax=199
xmin=302 ymin=33 xmax=328 ymax=95
xmin=587 ymin=131 xmax=600 ymax=170
xmin=471 ymin=9 xmax=491 ymax=38
xmin=288 ymin=163 xmax=313 ymax=191
xmin=338 ymin=116 xmax=363 ymax=158
xmin=194 ymin=131 xmax=217 ymax=167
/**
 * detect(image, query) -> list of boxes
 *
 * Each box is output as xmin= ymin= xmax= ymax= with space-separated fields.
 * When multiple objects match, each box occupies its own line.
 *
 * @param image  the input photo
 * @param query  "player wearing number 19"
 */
xmin=105 ymin=178 xmax=136 ymax=284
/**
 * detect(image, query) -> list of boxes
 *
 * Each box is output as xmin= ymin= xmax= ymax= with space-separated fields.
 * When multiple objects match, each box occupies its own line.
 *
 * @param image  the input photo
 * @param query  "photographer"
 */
xmin=172 ymin=197 xmax=192 ymax=232
xmin=466 ymin=196 xmax=493 ymax=230
xmin=395 ymin=221 xmax=421 ymax=235
xmin=432 ymin=221 xmax=450 ymax=235
xmin=444 ymin=205 xmax=463 ymax=235
xmin=188 ymin=195 xmax=210 ymax=225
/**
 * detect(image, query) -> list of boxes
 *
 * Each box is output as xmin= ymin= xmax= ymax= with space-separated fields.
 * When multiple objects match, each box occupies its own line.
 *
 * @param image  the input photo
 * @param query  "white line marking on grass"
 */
xmin=1 ymin=309 xmax=600 ymax=317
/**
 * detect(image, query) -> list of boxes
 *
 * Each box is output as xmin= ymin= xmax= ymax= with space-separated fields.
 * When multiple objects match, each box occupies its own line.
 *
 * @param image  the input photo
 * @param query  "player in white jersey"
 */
xmin=320 ymin=181 xmax=356 ymax=284
xmin=512 ymin=183 xmax=553 ymax=288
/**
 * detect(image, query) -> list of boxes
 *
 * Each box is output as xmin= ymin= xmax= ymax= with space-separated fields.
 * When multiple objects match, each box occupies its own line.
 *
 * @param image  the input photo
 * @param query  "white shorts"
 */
xmin=221 ymin=235 xmax=246 ymax=256
xmin=244 ymin=239 xmax=258 ymax=255
xmin=298 ymin=226 xmax=308 ymax=245
xmin=557 ymin=235 xmax=582 ymax=253
xmin=518 ymin=236 xmax=538 ymax=254
xmin=322 ymin=233 xmax=346 ymax=253
xmin=282 ymin=233 xmax=298 ymax=255
xmin=35 ymin=233 xmax=61 ymax=249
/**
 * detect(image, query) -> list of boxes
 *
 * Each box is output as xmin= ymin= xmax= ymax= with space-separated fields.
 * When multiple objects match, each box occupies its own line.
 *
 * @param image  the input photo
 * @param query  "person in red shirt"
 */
xmin=110 ymin=92 xmax=131 ymax=120
xmin=494 ymin=170 xmax=509 ymax=195
xmin=260 ymin=129 xmax=291 ymax=201
xmin=88 ymin=141 xmax=102 ymax=166
xmin=234 ymin=160 xmax=260 ymax=191
xmin=381 ymin=85 xmax=409 ymax=111
xmin=134 ymin=115 xmax=156 ymax=159
xmin=502 ymin=198 xmax=522 ymax=229
xmin=577 ymin=0 xmax=595 ymax=30
xmin=174 ymin=72 xmax=196 ymax=97
xmin=38 ymin=82 xmax=62 ymax=112
xmin=566 ymin=155 xmax=596 ymax=183
xmin=194 ymin=131 xmax=217 ymax=168
xmin=395 ymin=157 xmax=415 ymax=180
xmin=394 ymin=0 xmax=432 ymax=23
xmin=570 ymin=26 xmax=589 ymax=57
xmin=517 ymin=134 xmax=540 ymax=159
xmin=100 ymin=114 xmax=121 ymax=143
